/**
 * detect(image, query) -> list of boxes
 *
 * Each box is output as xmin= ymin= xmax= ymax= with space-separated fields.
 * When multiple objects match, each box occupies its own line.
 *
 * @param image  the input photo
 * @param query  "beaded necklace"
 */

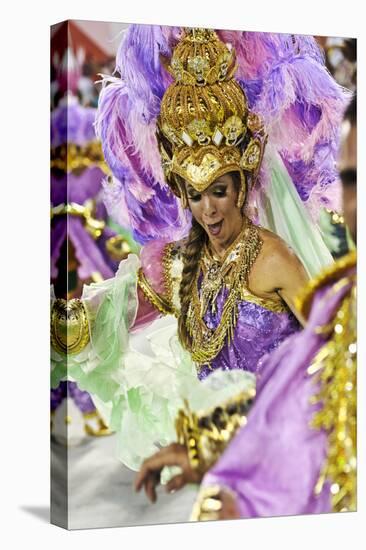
xmin=186 ymin=220 xmax=263 ymax=366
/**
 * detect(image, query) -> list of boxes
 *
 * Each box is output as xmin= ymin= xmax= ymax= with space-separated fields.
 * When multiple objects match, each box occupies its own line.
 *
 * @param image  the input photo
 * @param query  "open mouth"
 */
xmin=207 ymin=220 xmax=223 ymax=236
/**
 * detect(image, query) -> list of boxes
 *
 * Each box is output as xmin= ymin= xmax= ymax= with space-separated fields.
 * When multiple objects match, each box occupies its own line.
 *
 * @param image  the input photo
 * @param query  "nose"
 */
xmin=201 ymin=194 xmax=217 ymax=218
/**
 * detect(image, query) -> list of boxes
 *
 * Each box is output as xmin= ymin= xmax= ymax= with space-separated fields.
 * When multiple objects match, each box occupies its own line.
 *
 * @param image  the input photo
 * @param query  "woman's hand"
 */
xmin=134 ymin=443 xmax=203 ymax=503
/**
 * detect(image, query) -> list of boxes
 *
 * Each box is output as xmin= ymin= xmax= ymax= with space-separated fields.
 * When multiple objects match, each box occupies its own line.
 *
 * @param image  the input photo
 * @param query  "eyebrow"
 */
xmin=186 ymin=182 xmax=227 ymax=194
xmin=211 ymin=182 xmax=227 ymax=187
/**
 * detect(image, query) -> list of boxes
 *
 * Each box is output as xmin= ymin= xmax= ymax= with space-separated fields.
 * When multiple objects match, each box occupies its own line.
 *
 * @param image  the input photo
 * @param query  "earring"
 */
xmin=236 ymin=170 xmax=246 ymax=209
xmin=237 ymin=188 xmax=245 ymax=209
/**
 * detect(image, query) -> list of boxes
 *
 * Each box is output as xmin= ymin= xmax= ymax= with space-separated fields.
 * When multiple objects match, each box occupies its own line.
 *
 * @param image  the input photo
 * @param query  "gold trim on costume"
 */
xmin=239 ymin=287 xmax=288 ymax=313
xmin=83 ymin=411 xmax=113 ymax=437
xmin=175 ymin=386 xmax=255 ymax=476
xmin=162 ymin=242 xmax=175 ymax=308
xmin=295 ymin=251 xmax=356 ymax=319
xmin=105 ymin=235 xmax=132 ymax=261
xmin=137 ymin=268 xmax=176 ymax=316
xmin=309 ymin=281 xmax=356 ymax=512
xmin=51 ymin=199 xmax=106 ymax=240
xmin=190 ymin=485 xmax=223 ymax=521
xmin=185 ymin=222 xmax=263 ymax=366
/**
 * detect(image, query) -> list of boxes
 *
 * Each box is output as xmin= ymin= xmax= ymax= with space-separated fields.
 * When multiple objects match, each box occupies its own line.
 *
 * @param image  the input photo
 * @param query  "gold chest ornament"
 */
xmin=185 ymin=222 xmax=263 ymax=366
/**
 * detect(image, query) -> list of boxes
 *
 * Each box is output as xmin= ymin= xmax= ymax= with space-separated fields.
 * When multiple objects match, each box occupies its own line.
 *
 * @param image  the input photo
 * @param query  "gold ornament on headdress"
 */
xmin=157 ymin=27 xmax=266 ymax=206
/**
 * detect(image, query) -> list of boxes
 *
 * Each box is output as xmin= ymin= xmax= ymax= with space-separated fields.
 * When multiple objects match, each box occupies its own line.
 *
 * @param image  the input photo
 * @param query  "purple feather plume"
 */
xmin=96 ymin=25 xmax=190 ymax=244
xmin=219 ymin=30 xmax=350 ymax=215
xmin=96 ymin=26 xmax=350 ymax=239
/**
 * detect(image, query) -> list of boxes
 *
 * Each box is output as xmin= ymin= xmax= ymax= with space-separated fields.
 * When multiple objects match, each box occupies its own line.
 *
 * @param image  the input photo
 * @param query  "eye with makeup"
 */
xmin=211 ymin=185 xmax=227 ymax=197
xmin=188 ymin=186 xmax=228 ymax=202
xmin=188 ymin=192 xmax=202 ymax=202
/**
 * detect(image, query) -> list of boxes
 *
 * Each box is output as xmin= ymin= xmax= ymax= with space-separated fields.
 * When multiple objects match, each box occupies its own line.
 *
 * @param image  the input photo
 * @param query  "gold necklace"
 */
xmin=200 ymin=222 xmax=248 ymax=316
xmin=186 ymin=221 xmax=263 ymax=366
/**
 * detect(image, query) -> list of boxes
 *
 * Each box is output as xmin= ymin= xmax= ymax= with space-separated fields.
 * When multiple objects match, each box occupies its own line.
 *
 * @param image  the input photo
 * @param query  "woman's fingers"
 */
xmin=165 ymin=474 xmax=186 ymax=493
xmin=135 ymin=449 xmax=165 ymax=492
xmin=135 ymin=444 xmax=187 ymax=492
xmin=134 ymin=443 xmax=201 ymax=503
xmin=144 ymin=473 xmax=159 ymax=503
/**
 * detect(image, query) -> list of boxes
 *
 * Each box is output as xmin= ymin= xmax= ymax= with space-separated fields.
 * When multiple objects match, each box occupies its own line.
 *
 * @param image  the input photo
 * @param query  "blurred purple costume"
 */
xmin=200 ymin=266 xmax=355 ymax=517
xmin=51 ymin=97 xmax=118 ymax=282
xmin=51 ymin=381 xmax=95 ymax=414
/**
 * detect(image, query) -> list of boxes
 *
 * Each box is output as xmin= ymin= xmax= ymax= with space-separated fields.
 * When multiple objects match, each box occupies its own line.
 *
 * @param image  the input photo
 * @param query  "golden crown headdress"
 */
xmin=157 ymin=28 xmax=267 ymax=207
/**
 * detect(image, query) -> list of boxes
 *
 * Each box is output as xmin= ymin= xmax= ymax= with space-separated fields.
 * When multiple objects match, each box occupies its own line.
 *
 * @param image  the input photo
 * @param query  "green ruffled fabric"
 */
xmin=51 ymin=254 xmax=140 ymax=402
xmin=102 ymin=321 xmax=255 ymax=470
xmin=258 ymin=150 xmax=334 ymax=279
xmin=51 ymin=254 xmax=255 ymax=470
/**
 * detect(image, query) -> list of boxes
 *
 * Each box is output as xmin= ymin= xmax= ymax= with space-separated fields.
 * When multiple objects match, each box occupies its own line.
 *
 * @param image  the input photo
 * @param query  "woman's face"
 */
xmin=186 ymin=173 xmax=243 ymax=250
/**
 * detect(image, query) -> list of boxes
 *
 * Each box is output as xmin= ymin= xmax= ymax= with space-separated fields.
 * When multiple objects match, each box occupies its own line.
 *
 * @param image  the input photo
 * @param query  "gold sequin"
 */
xmin=308 ymin=266 xmax=356 ymax=512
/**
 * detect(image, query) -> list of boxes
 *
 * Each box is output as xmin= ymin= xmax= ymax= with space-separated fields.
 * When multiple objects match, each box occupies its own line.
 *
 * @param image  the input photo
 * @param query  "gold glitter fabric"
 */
xmin=303 ymin=251 xmax=357 ymax=512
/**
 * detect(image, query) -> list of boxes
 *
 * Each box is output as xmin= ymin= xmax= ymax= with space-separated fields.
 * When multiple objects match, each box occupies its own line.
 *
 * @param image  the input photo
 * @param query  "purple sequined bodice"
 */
xmin=198 ymin=285 xmax=300 ymax=380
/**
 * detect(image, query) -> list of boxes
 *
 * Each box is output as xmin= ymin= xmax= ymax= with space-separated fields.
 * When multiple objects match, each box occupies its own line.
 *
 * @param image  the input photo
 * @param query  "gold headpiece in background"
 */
xmin=157 ymin=28 xmax=266 ymax=207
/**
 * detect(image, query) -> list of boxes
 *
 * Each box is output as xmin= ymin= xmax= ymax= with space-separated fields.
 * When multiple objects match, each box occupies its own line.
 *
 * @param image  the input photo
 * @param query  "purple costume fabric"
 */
xmin=51 ymin=381 xmax=95 ymax=414
xmin=198 ymin=286 xmax=300 ymax=381
xmin=137 ymin=239 xmax=300 ymax=379
xmin=201 ymin=276 xmax=354 ymax=517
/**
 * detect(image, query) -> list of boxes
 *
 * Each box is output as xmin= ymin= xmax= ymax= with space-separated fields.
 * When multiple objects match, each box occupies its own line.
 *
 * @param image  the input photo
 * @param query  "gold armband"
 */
xmin=51 ymin=298 xmax=90 ymax=355
xmin=137 ymin=268 xmax=176 ymax=316
xmin=175 ymin=388 xmax=255 ymax=477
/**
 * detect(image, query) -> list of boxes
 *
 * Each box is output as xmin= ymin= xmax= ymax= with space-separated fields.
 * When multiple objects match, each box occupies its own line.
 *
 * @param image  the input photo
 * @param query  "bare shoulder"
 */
xmin=256 ymin=227 xmax=302 ymax=267
xmin=250 ymin=226 xmax=308 ymax=292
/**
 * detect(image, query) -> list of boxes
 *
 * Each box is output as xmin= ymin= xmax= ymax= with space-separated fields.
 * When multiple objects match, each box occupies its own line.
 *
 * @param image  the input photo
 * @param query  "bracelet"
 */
xmin=175 ymin=388 xmax=255 ymax=476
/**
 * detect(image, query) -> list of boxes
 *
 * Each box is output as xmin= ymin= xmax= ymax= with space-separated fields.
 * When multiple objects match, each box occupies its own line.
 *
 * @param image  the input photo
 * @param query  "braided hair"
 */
xmin=177 ymin=218 xmax=207 ymax=350
xmin=177 ymin=171 xmax=243 ymax=351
